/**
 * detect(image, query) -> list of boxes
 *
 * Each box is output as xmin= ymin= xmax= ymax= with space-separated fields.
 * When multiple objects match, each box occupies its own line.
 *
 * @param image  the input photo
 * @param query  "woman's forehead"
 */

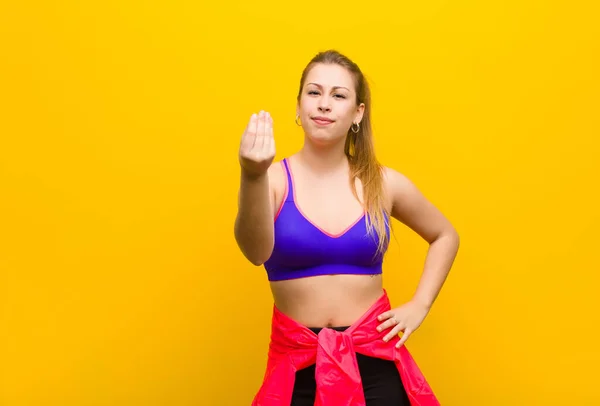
xmin=305 ymin=64 xmax=354 ymax=90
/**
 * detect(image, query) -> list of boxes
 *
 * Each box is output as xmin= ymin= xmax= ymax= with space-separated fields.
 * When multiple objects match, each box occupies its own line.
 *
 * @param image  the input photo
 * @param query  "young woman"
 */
xmin=235 ymin=50 xmax=460 ymax=406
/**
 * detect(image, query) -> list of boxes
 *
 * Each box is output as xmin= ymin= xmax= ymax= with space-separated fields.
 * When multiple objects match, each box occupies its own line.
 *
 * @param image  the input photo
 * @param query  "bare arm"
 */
xmin=234 ymin=170 xmax=275 ymax=265
xmin=385 ymin=167 xmax=460 ymax=309
xmin=234 ymin=111 xmax=276 ymax=266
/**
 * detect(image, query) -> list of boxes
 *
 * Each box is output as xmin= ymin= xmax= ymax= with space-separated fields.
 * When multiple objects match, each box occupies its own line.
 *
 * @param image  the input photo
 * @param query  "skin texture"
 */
xmin=235 ymin=62 xmax=459 ymax=345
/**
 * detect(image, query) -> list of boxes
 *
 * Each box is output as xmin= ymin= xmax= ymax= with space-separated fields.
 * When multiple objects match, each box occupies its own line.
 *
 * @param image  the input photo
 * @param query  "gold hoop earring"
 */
xmin=295 ymin=114 xmax=302 ymax=126
xmin=351 ymin=122 xmax=360 ymax=133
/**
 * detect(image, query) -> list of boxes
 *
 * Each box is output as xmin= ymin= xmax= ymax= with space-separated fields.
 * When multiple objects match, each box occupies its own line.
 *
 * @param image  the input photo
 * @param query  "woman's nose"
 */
xmin=318 ymin=103 xmax=331 ymax=113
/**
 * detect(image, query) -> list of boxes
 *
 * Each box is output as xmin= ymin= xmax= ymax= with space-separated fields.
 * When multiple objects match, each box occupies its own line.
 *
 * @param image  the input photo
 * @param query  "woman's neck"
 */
xmin=296 ymin=137 xmax=349 ymax=175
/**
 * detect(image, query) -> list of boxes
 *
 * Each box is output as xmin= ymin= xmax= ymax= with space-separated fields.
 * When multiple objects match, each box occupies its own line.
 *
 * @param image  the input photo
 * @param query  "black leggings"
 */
xmin=290 ymin=326 xmax=411 ymax=406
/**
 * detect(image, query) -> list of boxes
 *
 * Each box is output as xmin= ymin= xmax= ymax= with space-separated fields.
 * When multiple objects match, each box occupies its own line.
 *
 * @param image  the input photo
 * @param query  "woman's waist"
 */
xmin=270 ymin=274 xmax=384 ymax=328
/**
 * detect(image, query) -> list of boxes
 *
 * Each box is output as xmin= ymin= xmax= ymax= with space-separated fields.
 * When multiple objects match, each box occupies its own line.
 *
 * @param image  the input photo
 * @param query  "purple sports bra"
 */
xmin=263 ymin=158 xmax=390 ymax=282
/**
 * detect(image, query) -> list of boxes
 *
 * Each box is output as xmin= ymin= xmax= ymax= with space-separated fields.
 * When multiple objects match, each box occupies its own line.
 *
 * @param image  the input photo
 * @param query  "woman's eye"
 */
xmin=307 ymin=90 xmax=346 ymax=99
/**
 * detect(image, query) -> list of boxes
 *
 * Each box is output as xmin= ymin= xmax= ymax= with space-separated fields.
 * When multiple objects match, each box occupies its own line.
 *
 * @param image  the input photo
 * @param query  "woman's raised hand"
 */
xmin=239 ymin=111 xmax=275 ymax=178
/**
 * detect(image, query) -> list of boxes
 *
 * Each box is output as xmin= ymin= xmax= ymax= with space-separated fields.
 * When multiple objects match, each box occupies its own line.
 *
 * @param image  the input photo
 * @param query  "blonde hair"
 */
xmin=297 ymin=50 xmax=390 ymax=257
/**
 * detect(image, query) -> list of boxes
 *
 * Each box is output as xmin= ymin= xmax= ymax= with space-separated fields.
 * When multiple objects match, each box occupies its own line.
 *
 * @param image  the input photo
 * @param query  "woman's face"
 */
xmin=297 ymin=63 xmax=364 ymax=145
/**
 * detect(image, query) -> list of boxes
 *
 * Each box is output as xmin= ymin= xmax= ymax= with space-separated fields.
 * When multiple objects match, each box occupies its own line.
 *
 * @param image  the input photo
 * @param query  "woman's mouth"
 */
xmin=311 ymin=117 xmax=335 ymax=126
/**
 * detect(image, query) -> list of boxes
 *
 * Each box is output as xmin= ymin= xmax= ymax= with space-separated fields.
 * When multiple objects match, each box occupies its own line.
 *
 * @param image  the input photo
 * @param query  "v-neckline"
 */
xmin=286 ymin=158 xmax=366 ymax=239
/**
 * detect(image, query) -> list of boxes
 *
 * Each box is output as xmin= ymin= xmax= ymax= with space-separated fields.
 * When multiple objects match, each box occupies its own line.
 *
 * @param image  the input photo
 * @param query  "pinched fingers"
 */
xmin=240 ymin=113 xmax=258 ymax=151
xmin=254 ymin=111 xmax=267 ymax=149
xmin=261 ymin=112 xmax=274 ymax=153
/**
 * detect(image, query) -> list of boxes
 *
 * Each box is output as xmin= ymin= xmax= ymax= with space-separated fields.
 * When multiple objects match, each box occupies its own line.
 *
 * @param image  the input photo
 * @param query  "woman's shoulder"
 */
xmin=380 ymin=163 xmax=454 ymax=243
xmin=267 ymin=154 xmax=296 ymax=187
xmin=267 ymin=159 xmax=288 ymax=193
xmin=380 ymin=164 xmax=425 ymax=209
xmin=267 ymin=158 xmax=287 ymax=178
xmin=381 ymin=165 xmax=413 ymax=191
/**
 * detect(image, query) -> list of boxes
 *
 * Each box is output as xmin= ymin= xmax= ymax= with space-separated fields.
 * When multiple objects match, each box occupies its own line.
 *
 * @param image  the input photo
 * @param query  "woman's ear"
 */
xmin=355 ymin=103 xmax=365 ymax=124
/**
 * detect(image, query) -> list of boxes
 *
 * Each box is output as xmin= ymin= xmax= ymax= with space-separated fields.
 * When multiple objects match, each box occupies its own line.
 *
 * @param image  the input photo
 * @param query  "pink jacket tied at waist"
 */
xmin=252 ymin=290 xmax=440 ymax=406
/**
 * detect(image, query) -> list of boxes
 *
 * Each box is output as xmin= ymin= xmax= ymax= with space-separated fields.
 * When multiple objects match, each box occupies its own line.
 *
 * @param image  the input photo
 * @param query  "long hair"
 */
xmin=297 ymin=50 xmax=390 ymax=257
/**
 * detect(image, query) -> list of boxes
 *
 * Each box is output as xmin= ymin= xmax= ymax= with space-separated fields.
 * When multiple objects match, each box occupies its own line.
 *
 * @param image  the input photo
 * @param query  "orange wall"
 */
xmin=1 ymin=1 xmax=599 ymax=404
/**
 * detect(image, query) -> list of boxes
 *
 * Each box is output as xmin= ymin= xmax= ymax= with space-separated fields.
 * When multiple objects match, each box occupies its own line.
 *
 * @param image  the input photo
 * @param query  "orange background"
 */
xmin=1 ymin=1 xmax=599 ymax=404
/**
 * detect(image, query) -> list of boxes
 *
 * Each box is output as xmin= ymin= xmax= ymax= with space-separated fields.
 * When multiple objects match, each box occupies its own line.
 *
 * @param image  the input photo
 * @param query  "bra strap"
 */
xmin=282 ymin=158 xmax=294 ymax=202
